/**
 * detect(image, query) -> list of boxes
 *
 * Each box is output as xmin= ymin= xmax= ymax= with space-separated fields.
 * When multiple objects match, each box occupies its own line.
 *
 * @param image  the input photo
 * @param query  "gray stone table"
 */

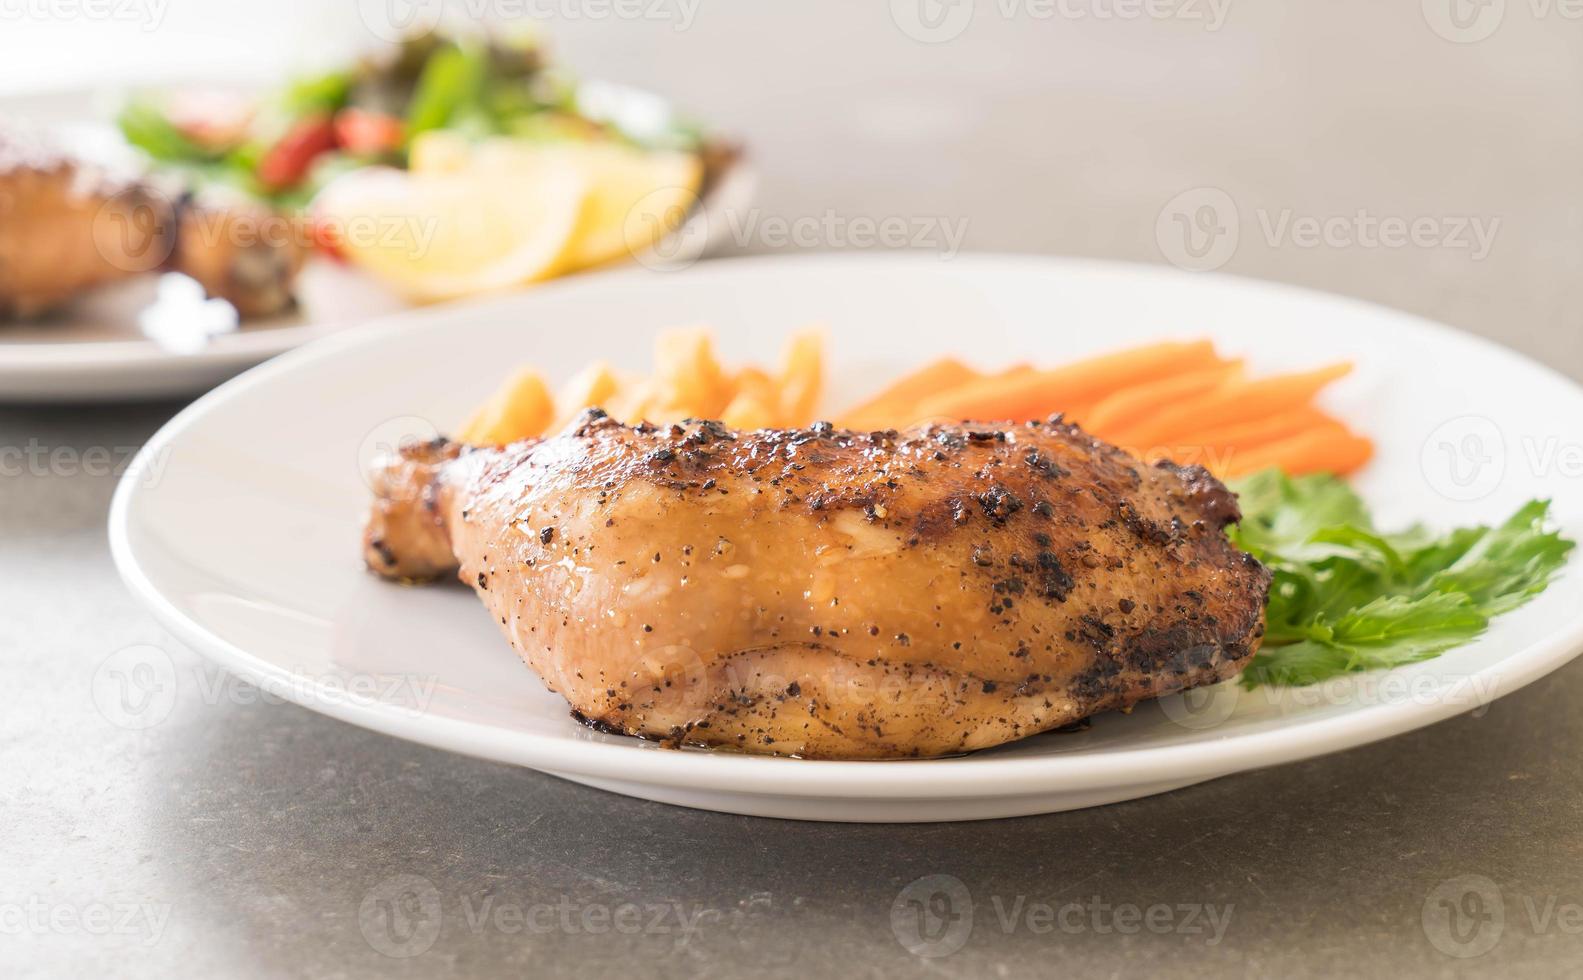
xmin=4 ymin=3 xmax=1583 ymax=977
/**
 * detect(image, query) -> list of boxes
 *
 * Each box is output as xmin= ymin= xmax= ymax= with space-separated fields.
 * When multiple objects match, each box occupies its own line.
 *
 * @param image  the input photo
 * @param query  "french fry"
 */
xmin=731 ymin=366 xmax=784 ymax=421
xmin=722 ymin=389 xmax=778 ymax=429
xmin=653 ymin=325 xmax=731 ymax=418
xmin=457 ymin=367 xmax=555 ymax=445
xmin=605 ymin=378 xmax=662 ymax=424
xmin=550 ymin=361 xmax=625 ymax=431
xmin=777 ymin=327 xmax=826 ymax=425
xmin=557 ymin=361 xmax=621 ymax=413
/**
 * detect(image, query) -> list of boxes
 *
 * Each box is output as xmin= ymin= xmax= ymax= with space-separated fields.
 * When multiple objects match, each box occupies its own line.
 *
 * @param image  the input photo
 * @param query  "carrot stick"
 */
xmin=1123 ymin=409 xmax=1351 ymax=474
xmin=1055 ymin=399 xmax=1102 ymax=428
xmin=836 ymin=357 xmax=979 ymax=430
xmin=1175 ymin=406 xmax=1333 ymax=453
xmin=1106 ymin=410 xmax=1363 ymax=476
xmin=1113 ymin=362 xmax=1353 ymax=448
xmin=1083 ymin=362 xmax=1243 ymax=439
xmin=900 ymin=364 xmax=1038 ymax=428
xmin=1221 ymin=425 xmax=1374 ymax=478
xmin=914 ymin=340 xmax=1223 ymax=422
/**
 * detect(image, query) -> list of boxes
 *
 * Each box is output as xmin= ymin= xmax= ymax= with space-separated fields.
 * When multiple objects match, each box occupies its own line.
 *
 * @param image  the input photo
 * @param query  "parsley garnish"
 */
xmin=1228 ymin=470 xmax=1573 ymax=688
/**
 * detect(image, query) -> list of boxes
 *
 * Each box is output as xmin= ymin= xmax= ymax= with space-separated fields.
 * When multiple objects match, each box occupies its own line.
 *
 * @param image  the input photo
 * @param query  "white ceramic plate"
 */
xmin=0 ymin=82 xmax=753 ymax=402
xmin=109 ymin=253 xmax=1583 ymax=822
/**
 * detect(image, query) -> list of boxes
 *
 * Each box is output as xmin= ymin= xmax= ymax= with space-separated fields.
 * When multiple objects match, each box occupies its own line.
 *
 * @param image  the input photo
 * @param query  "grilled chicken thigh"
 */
xmin=364 ymin=412 xmax=1270 ymax=759
xmin=171 ymin=199 xmax=306 ymax=319
xmin=0 ymin=134 xmax=165 ymax=317
xmin=0 ymin=130 xmax=303 ymax=319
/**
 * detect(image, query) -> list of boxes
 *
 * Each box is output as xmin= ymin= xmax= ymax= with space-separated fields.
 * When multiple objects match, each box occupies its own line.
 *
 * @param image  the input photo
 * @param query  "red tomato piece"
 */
xmin=258 ymin=114 xmax=336 ymax=191
xmin=333 ymin=109 xmax=405 ymax=156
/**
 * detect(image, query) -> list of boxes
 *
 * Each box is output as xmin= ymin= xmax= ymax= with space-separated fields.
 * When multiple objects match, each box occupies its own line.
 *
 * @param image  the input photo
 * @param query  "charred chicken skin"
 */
xmin=364 ymin=412 xmax=1270 ymax=759
xmin=0 ymin=130 xmax=303 ymax=319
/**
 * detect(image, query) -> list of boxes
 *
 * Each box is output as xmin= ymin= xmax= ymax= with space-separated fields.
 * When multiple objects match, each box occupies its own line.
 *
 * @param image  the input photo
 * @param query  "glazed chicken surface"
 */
xmin=0 ymin=129 xmax=303 ymax=319
xmin=364 ymin=412 xmax=1271 ymax=759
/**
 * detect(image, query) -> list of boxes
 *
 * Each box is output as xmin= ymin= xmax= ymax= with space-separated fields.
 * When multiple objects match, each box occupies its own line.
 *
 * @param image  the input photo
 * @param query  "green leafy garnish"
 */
xmin=1229 ymin=470 xmax=1573 ymax=688
xmin=281 ymin=70 xmax=352 ymax=116
xmin=405 ymin=40 xmax=490 ymax=139
xmin=117 ymin=99 xmax=215 ymax=163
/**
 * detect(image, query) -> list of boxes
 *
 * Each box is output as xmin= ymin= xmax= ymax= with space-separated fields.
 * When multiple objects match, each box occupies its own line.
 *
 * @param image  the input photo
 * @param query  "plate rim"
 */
xmin=108 ymin=250 xmax=1583 ymax=800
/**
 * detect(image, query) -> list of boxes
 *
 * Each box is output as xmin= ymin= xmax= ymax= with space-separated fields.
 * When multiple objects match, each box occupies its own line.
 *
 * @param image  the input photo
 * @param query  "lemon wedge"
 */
xmin=313 ymin=162 xmax=589 ymax=303
xmin=406 ymin=131 xmax=473 ymax=175
xmin=510 ymin=143 xmax=703 ymax=270
xmin=412 ymin=136 xmax=704 ymax=271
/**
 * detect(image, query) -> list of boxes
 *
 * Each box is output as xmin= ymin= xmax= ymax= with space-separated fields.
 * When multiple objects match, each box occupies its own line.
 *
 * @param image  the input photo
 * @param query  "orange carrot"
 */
xmin=836 ymin=342 xmax=1367 ymax=481
xmin=837 ymin=357 xmax=979 ymax=430
xmin=1083 ymin=362 xmax=1243 ymax=439
xmin=1174 ymin=406 xmax=1333 ymax=454
xmin=1113 ymin=362 xmax=1353 ymax=448
xmin=896 ymin=364 xmax=1038 ymax=428
xmin=1116 ymin=409 xmax=1362 ymax=475
xmin=1221 ymin=425 xmax=1374 ymax=478
xmin=914 ymin=340 xmax=1223 ymax=422
xmin=1053 ymin=399 xmax=1102 ymax=428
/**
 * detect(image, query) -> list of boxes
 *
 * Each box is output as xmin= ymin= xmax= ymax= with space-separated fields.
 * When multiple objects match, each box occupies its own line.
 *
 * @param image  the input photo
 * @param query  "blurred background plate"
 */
xmin=0 ymin=81 xmax=754 ymax=403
